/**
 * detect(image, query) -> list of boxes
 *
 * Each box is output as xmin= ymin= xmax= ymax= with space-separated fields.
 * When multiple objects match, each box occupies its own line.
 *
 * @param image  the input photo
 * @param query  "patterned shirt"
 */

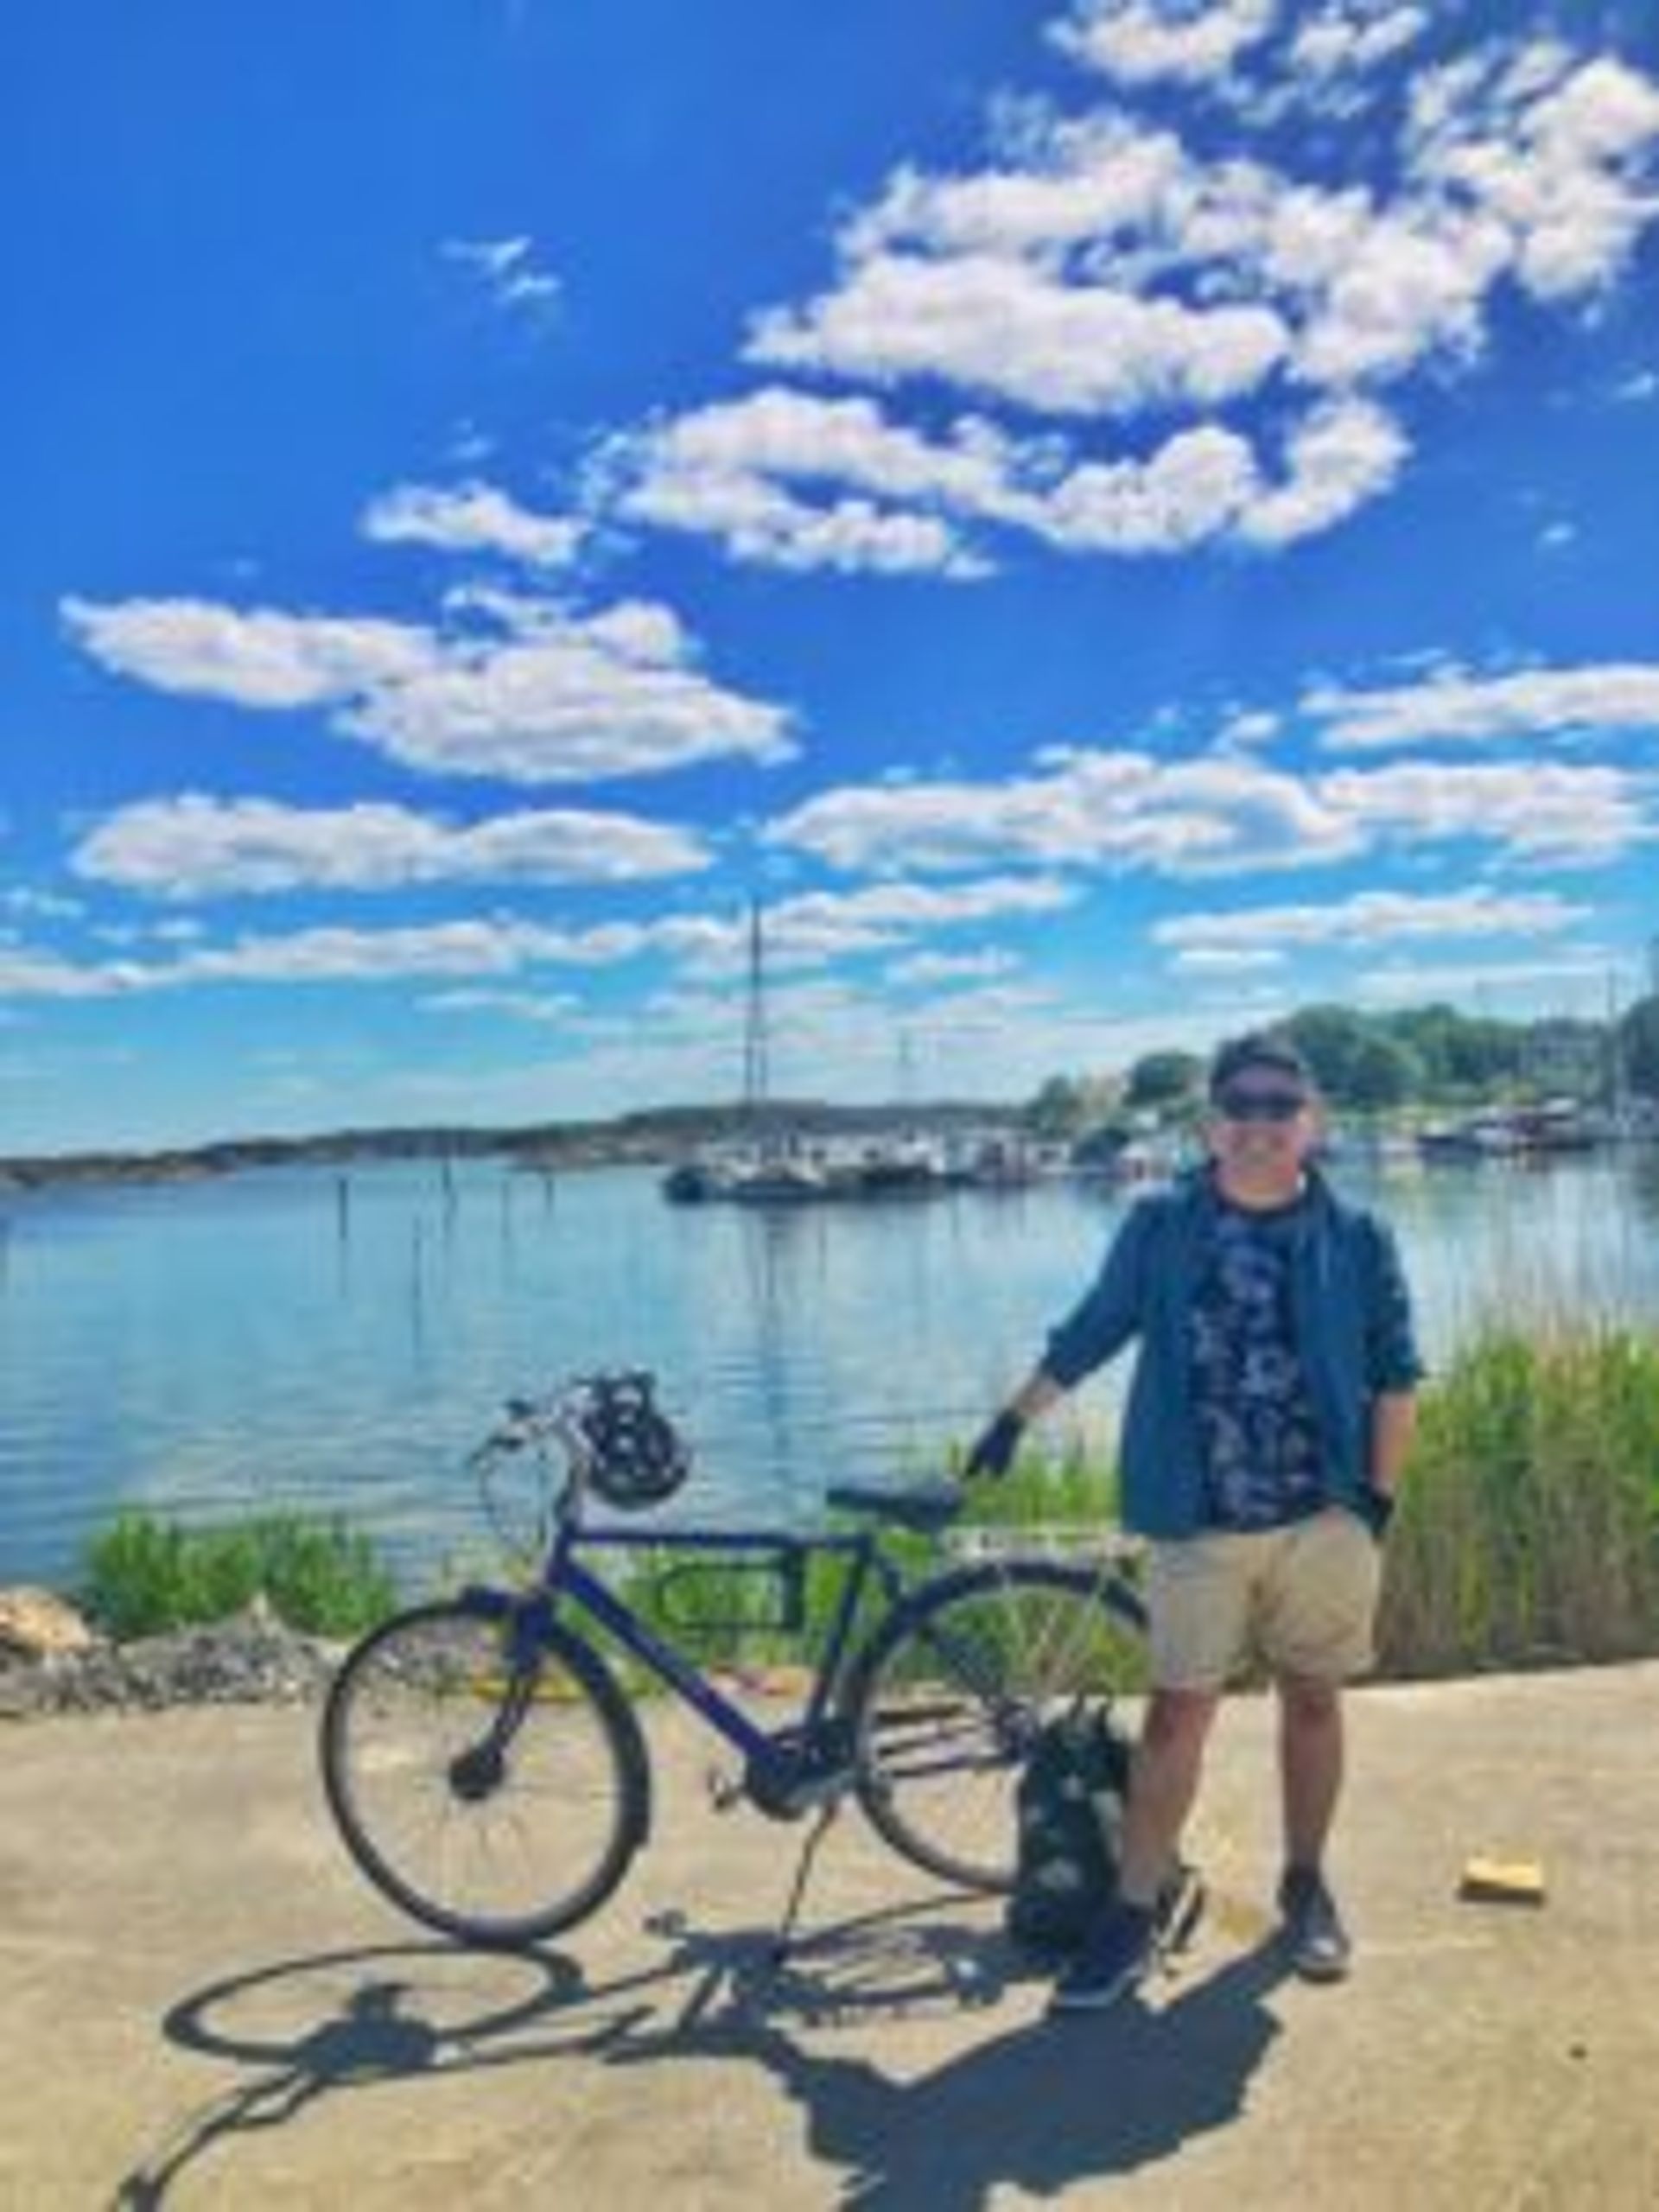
xmin=1189 ymin=1195 xmax=1325 ymax=1530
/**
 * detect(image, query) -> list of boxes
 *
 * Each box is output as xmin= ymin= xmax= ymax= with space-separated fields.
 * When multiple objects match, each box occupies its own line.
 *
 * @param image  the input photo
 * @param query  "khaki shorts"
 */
xmin=1145 ymin=1507 xmax=1382 ymax=1691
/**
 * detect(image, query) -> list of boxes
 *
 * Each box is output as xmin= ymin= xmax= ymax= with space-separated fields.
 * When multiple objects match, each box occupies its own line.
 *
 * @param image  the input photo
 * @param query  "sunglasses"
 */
xmin=1214 ymin=1088 xmax=1307 ymax=1123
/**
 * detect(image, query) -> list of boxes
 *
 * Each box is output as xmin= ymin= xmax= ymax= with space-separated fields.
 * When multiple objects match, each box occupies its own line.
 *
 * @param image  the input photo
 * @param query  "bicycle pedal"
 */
xmin=706 ymin=1767 xmax=745 ymax=1814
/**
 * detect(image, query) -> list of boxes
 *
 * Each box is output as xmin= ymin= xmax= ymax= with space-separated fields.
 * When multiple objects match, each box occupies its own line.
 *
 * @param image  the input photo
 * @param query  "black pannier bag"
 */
xmin=1006 ymin=1700 xmax=1206 ymax=1960
xmin=1005 ymin=1699 xmax=1134 ymax=1957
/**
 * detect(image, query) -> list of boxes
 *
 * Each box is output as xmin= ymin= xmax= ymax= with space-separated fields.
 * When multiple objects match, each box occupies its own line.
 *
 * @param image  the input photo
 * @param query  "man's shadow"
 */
xmin=607 ymin=1933 xmax=1290 ymax=2209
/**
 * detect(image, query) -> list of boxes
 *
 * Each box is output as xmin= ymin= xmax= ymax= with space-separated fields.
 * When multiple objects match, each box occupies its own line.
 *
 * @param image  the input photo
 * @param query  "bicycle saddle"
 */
xmin=825 ymin=1480 xmax=963 ymax=1532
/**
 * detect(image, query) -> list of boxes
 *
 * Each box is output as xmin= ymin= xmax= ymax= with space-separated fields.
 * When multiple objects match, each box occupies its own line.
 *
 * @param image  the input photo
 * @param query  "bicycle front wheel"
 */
xmin=321 ymin=1599 xmax=649 ymax=1947
xmin=848 ymin=1558 xmax=1147 ymax=1893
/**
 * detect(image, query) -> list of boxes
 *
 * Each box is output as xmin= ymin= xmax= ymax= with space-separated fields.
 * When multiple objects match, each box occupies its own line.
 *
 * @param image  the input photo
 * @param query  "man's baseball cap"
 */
xmin=1207 ymin=1030 xmax=1312 ymax=1101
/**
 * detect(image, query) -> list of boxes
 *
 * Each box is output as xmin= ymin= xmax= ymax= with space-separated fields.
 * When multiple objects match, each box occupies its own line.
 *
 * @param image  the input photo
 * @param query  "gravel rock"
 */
xmin=0 ymin=1597 xmax=344 ymax=1720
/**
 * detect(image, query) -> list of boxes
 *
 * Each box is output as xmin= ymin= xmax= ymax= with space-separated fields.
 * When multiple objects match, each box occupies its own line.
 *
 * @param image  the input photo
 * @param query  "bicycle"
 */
xmin=321 ymin=1371 xmax=1147 ymax=1951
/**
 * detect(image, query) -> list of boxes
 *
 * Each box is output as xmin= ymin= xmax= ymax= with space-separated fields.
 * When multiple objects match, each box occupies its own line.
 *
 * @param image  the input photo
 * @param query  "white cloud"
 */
xmin=607 ymin=24 xmax=1659 ymax=574
xmin=615 ymin=388 xmax=1007 ymax=575
xmin=843 ymin=117 xmax=1191 ymax=263
xmin=419 ymin=988 xmax=582 ymax=1023
xmin=768 ymin=744 xmax=1366 ymax=880
xmin=1217 ymin=708 xmax=1281 ymax=747
xmin=887 ymin=948 xmax=1020 ymax=987
xmin=71 ymin=795 xmax=713 ymax=899
xmin=1236 ymin=399 xmax=1409 ymax=544
xmin=362 ymin=481 xmax=584 ymax=568
xmin=0 ymin=875 xmax=1076 ymax=1004
xmin=1029 ymin=425 xmax=1260 ymax=553
xmin=2 ymin=887 xmax=85 ymax=922
xmin=1288 ymin=212 xmax=1503 ymax=388
xmin=1054 ymin=0 xmax=1279 ymax=86
xmin=1154 ymin=887 xmax=1592 ymax=958
xmin=0 ymin=916 xmax=658 ymax=1001
xmin=766 ymin=733 xmax=1659 ymax=882
xmin=442 ymin=234 xmax=561 ymax=312
xmin=665 ymin=876 xmax=1080 ymax=978
xmin=624 ymin=387 xmax=1017 ymax=510
xmin=749 ymin=249 xmax=1290 ymax=418
xmin=1407 ymin=48 xmax=1659 ymax=305
xmin=178 ymin=918 xmax=650 ymax=988
xmin=64 ymin=590 xmax=793 ymax=785
xmin=63 ymin=597 xmax=430 ymax=710
xmin=622 ymin=386 xmax=1407 ymax=566
xmin=1317 ymin=759 xmax=1652 ymax=861
xmin=1168 ymin=944 xmax=1286 ymax=972
xmin=0 ymin=948 xmax=147 ymax=1001
xmin=1287 ymin=4 xmax=1426 ymax=85
xmin=1352 ymin=952 xmax=1618 ymax=1007
xmin=1306 ymin=661 xmax=1659 ymax=749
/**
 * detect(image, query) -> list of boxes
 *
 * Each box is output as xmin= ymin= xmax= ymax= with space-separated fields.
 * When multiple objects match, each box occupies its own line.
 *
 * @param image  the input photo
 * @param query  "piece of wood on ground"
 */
xmin=1458 ymin=1855 xmax=1548 ymax=1905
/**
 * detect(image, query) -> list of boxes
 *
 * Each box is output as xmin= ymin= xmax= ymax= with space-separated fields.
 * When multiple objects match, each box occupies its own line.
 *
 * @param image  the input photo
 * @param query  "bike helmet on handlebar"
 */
xmin=575 ymin=1370 xmax=690 ymax=1510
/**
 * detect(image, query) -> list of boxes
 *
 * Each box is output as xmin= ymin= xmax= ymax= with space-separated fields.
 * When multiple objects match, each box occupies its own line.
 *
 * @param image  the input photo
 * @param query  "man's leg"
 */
xmin=1120 ymin=1687 xmax=1223 ymax=1908
xmin=1050 ymin=1534 xmax=1246 ymax=2015
xmin=1048 ymin=1687 xmax=1221 ymax=2014
xmin=1278 ymin=1672 xmax=1344 ymax=1874
xmin=1274 ymin=1670 xmax=1353 ymax=1979
xmin=1256 ymin=1508 xmax=1382 ymax=1980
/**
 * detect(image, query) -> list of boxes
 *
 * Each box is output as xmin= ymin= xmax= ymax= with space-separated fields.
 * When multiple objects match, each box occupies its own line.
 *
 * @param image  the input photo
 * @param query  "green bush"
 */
xmin=81 ymin=1510 xmax=397 ymax=1640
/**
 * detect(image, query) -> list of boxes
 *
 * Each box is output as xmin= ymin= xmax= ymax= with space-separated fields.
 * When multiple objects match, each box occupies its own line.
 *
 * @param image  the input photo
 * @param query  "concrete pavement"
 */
xmin=3 ymin=1662 xmax=1657 ymax=2209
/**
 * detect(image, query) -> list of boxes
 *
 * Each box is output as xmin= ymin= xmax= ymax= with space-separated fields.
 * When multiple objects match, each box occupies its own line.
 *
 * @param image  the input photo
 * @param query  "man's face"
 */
xmin=1205 ymin=1070 xmax=1319 ymax=1188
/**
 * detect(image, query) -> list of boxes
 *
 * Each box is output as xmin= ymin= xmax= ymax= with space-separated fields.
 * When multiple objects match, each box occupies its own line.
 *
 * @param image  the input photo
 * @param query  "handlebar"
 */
xmin=468 ymin=1368 xmax=658 ymax=1467
xmin=469 ymin=1368 xmax=692 ymax=1540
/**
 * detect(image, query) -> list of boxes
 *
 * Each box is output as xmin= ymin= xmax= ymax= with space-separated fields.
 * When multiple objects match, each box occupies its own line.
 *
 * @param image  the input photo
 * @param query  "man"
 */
xmin=967 ymin=1031 xmax=1421 ymax=2014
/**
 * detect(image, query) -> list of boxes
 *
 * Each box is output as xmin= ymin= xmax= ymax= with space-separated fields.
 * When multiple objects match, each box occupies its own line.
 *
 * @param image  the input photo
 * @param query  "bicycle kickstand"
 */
xmin=769 ymin=1801 xmax=843 ymax=1967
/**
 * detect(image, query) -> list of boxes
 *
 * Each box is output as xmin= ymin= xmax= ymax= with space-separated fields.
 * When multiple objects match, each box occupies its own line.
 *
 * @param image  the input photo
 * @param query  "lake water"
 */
xmin=5 ymin=1149 xmax=1659 ymax=1592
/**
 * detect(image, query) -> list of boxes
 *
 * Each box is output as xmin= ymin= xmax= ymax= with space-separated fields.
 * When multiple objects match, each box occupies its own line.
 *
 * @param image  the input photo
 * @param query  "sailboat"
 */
xmin=662 ymin=902 xmax=830 ymax=1205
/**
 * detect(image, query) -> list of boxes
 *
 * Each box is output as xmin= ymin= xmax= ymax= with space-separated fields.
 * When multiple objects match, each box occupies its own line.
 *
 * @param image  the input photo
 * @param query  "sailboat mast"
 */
xmin=742 ymin=898 xmax=770 ymax=1123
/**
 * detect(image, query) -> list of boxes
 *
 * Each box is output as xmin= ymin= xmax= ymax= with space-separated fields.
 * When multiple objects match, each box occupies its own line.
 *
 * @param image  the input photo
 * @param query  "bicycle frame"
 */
xmin=463 ymin=1517 xmax=912 ymax=1783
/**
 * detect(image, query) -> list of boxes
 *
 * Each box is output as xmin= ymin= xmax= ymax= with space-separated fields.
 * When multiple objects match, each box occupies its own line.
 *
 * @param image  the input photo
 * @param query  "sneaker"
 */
xmin=1046 ymin=1902 xmax=1155 ymax=2016
xmin=1278 ymin=1866 xmax=1352 ymax=1981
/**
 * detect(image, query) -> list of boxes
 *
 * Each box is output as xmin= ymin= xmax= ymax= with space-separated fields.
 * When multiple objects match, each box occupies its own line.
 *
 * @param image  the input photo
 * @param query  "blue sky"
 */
xmin=4 ymin=0 xmax=1659 ymax=1152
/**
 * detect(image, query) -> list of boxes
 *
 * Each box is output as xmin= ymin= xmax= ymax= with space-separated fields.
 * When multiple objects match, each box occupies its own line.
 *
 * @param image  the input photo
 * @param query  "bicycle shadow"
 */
xmin=107 ymin=1892 xmax=1016 ymax=2206
xmin=110 ymin=1901 xmax=1285 ymax=2208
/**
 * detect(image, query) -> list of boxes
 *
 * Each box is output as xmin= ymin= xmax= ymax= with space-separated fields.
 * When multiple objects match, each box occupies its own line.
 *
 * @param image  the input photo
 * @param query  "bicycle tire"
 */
xmin=321 ymin=1598 xmax=650 ymax=1948
xmin=846 ymin=1557 xmax=1147 ymax=1894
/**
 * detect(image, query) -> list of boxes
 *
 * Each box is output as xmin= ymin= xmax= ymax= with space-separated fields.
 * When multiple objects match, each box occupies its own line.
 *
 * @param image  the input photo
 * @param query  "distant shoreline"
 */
xmin=0 ymin=1096 xmax=1020 ymax=1195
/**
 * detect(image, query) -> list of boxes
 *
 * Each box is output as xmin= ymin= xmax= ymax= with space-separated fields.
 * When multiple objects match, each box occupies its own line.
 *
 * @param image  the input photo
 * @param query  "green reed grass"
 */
xmin=603 ymin=1446 xmax=1122 ymax=1690
xmin=81 ymin=1510 xmax=397 ymax=1640
xmin=1378 ymin=1322 xmax=1659 ymax=1675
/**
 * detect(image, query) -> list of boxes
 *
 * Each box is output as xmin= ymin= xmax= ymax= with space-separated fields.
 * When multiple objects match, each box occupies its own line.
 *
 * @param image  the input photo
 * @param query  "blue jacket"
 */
xmin=1042 ymin=1167 xmax=1423 ymax=1539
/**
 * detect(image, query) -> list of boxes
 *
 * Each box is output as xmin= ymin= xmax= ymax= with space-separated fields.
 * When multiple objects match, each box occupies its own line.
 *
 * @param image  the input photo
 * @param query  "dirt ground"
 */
xmin=3 ymin=1660 xmax=1657 ymax=2209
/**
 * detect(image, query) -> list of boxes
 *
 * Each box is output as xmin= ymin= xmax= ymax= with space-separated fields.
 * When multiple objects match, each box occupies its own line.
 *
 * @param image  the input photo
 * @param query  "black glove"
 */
xmin=1352 ymin=1484 xmax=1395 ymax=1541
xmin=964 ymin=1408 xmax=1025 ymax=1482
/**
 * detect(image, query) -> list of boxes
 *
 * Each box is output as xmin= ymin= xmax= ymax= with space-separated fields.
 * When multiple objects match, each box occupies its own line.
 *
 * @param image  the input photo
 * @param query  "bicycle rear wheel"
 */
xmin=847 ymin=1558 xmax=1147 ymax=1893
xmin=321 ymin=1599 xmax=648 ymax=1947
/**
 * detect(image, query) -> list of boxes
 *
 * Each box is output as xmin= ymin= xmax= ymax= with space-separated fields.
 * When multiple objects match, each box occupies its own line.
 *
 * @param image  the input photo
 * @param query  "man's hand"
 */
xmin=1352 ymin=1484 xmax=1395 ymax=1541
xmin=964 ymin=1408 xmax=1025 ymax=1482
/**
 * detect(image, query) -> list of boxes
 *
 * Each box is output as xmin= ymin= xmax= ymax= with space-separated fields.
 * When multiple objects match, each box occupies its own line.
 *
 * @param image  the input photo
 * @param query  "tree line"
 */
xmin=1024 ymin=995 xmax=1659 ymax=1139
